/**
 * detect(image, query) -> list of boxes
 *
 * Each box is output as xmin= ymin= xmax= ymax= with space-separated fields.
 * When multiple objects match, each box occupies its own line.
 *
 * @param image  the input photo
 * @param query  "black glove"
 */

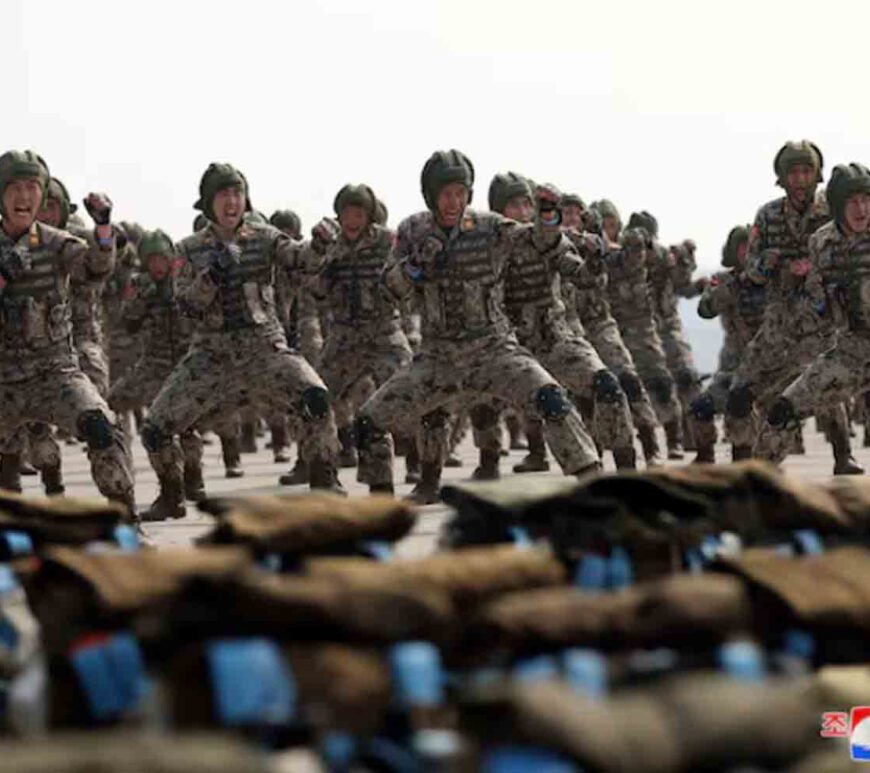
xmin=0 ymin=245 xmax=26 ymax=284
xmin=83 ymin=193 xmax=113 ymax=226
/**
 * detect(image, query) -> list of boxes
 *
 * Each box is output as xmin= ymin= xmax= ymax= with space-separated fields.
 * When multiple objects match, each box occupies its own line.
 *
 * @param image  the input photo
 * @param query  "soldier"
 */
xmin=139 ymin=163 xmax=342 ymax=497
xmin=755 ymin=163 xmax=870 ymax=464
xmin=689 ymin=225 xmax=766 ymax=462
xmin=563 ymin=196 xmax=664 ymax=467
xmin=726 ymin=140 xmax=862 ymax=474
xmin=354 ymin=149 xmax=601 ymax=495
xmin=0 ymin=150 xmax=134 ymax=512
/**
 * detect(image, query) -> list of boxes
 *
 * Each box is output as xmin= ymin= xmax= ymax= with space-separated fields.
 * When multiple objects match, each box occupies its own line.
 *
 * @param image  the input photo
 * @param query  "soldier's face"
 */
xmin=2 ymin=178 xmax=42 ymax=234
xmin=503 ymin=195 xmax=533 ymax=224
xmin=37 ymin=197 xmax=63 ymax=228
xmin=603 ymin=215 xmax=620 ymax=242
xmin=735 ymin=241 xmax=748 ymax=267
xmin=339 ymin=205 xmax=369 ymax=242
xmin=435 ymin=183 xmax=469 ymax=228
xmin=212 ymin=186 xmax=245 ymax=230
xmin=844 ymin=192 xmax=870 ymax=235
xmin=147 ymin=254 xmax=171 ymax=281
xmin=785 ymin=164 xmax=816 ymax=206
xmin=561 ymin=204 xmax=584 ymax=230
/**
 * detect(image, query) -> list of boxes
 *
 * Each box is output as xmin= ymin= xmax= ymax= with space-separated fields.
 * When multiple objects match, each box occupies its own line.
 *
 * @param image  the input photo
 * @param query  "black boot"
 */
xmin=309 ymin=459 xmax=347 ymax=495
xmin=638 ymin=425 xmax=664 ymax=467
xmin=270 ymin=422 xmax=291 ymax=463
xmin=337 ymin=426 xmax=358 ymax=468
xmin=41 ymin=464 xmax=65 ymax=496
xmin=222 ymin=437 xmax=244 ymax=478
xmin=513 ymin=424 xmax=550 ymax=473
xmin=406 ymin=462 xmax=442 ymax=504
xmin=831 ymin=425 xmax=865 ymax=476
xmin=692 ymin=444 xmax=716 ymax=464
xmin=240 ymin=422 xmax=258 ymax=454
xmin=184 ymin=460 xmax=206 ymax=502
xmin=279 ymin=459 xmax=309 ymax=485
xmin=732 ymin=444 xmax=752 ymax=461
xmin=0 ymin=454 xmax=22 ymax=493
xmin=142 ymin=475 xmax=185 ymax=522
xmin=613 ymin=446 xmax=637 ymax=470
xmin=472 ymin=448 xmax=501 ymax=480
xmin=405 ymin=441 xmax=421 ymax=484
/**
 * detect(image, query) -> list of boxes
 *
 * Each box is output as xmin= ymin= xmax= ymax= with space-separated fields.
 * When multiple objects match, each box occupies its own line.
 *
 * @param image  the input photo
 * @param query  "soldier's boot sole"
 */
xmin=309 ymin=460 xmax=347 ymax=496
xmin=512 ymin=454 xmax=550 ymax=473
xmin=19 ymin=461 xmax=38 ymax=476
xmin=0 ymin=455 xmax=22 ymax=493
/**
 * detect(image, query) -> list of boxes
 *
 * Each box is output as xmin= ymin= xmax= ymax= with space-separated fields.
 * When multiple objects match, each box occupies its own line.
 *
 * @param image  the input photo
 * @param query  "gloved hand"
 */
xmin=535 ymin=183 xmax=563 ymax=227
xmin=311 ymin=217 xmax=340 ymax=252
xmin=0 ymin=244 xmax=26 ymax=287
xmin=83 ymin=192 xmax=113 ymax=226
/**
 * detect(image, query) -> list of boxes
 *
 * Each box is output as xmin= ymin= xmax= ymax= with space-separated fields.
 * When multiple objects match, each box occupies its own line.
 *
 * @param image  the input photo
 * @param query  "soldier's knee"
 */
xmin=421 ymin=408 xmax=450 ymax=431
xmin=301 ymin=386 xmax=330 ymax=420
xmin=535 ymin=384 xmax=572 ymax=420
xmin=676 ymin=368 xmax=698 ymax=391
xmin=140 ymin=419 xmax=171 ymax=453
xmin=618 ymin=372 xmax=644 ymax=402
xmin=690 ymin=393 xmax=716 ymax=423
xmin=648 ymin=377 xmax=674 ymax=404
xmin=77 ymin=410 xmax=114 ymax=451
xmin=767 ymin=397 xmax=798 ymax=430
xmin=26 ymin=422 xmax=52 ymax=440
xmin=726 ymin=385 xmax=754 ymax=419
xmin=469 ymin=404 xmax=500 ymax=430
xmin=593 ymin=370 xmax=623 ymax=404
xmin=354 ymin=414 xmax=387 ymax=450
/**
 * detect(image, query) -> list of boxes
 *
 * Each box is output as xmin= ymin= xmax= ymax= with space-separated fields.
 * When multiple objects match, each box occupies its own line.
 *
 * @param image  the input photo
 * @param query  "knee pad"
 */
xmin=353 ymin=414 xmax=387 ymax=451
xmin=26 ymin=422 xmax=52 ymax=440
xmin=767 ymin=397 xmax=798 ymax=430
xmin=676 ymin=368 xmax=699 ymax=391
xmin=421 ymin=407 xmax=449 ymax=431
xmin=690 ymin=393 xmax=716 ymax=422
xmin=140 ymin=419 xmax=171 ymax=453
xmin=726 ymin=385 xmax=754 ymax=419
xmin=535 ymin=384 xmax=572 ymax=420
xmin=593 ymin=370 xmax=623 ymax=404
xmin=301 ymin=386 xmax=330 ymax=419
xmin=648 ymin=377 xmax=674 ymax=404
xmin=77 ymin=410 xmax=114 ymax=451
xmin=618 ymin=372 xmax=644 ymax=402
xmin=469 ymin=404 xmax=500 ymax=430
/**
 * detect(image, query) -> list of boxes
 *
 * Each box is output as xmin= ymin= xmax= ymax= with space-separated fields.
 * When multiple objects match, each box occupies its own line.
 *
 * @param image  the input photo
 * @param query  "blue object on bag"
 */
xmin=562 ymin=648 xmax=608 ymax=698
xmin=70 ymin=632 xmax=149 ymax=720
xmin=782 ymin=628 xmax=816 ymax=661
xmin=390 ymin=641 xmax=444 ymax=708
xmin=483 ymin=746 xmax=579 ymax=773
xmin=322 ymin=732 xmax=358 ymax=770
xmin=361 ymin=540 xmax=393 ymax=561
xmin=1 ymin=531 xmax=33 ymax=557
xmin=607 ymin=547 xmax=633 ymax=589
xmin=792 ymin=529 xmax=824 ymax=555
xmin=0 ymin=565 xmax=18 ymax=594
xmin=718 ymin=640 xmax=767 ymax=682
xmin=206 ymin=638 xmax=297 ymax=726
xmin=508 ymin=527 xmax=532 ymax=547
xmin=513 ymin=655 xmax=559 ymax=683
xmin=112 ymin=525 xmax=140 ymax=552
xmin=574 ymin=554 xmax=608 ymax=591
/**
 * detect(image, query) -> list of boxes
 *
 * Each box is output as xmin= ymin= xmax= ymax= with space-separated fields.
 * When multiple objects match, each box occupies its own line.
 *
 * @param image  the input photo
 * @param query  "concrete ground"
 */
xmin=22 ymin=421 xmax=862 ymax=554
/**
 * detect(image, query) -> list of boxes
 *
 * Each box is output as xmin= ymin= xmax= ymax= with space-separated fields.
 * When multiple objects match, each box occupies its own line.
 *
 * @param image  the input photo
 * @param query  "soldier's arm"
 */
xmin=120 ymin=276 xmax=148 ymax=333
xmin=805 ymin=231 xmax=837 ymax=316
xmin=745 ymin=210 xmax=777 ymax=286
xmin=697 ymin=272 xmax=733 ymax=319
xmin=381 ymin=220 xmax=418 ymax=302
xmin=176 ymin=242 xmax=218 ymax=314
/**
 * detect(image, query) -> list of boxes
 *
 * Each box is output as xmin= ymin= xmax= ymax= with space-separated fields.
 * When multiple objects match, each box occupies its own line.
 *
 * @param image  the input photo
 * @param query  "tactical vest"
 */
xmin=563 ymin=231 xmax=612 ymax=326
xmin=0 ymin=225 xmax=73 ymax=356
xmin=137 ymin=278 xmax=193 ymax=367
xmin=607 ymin=248 xmax=655 ymax=326
xmin=814 ymin=225 xmax=870 ymax=333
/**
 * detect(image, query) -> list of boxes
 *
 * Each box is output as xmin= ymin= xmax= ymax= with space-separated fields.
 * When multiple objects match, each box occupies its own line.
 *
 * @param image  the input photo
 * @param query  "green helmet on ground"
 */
xmin=333 ymin=184 xmax=377 ymax=220
xmin=420 ymin=149 xmax=474 ymax=210
xmin=269 ymin=209 xmax=302 ymax=238
xmin=773 ymin=140 xmax=824 ymax=187
xmin=826 ymin=163 xmax=870 ymax=226
xmin=138 ymin=229 xmax=175 ymax=260
xmin=46 ymin=177 xmax=77 ymax=228
xmin=193 ymin=163 xmax=252 ymax=221
xmin=0 ymin=150 xmax=50 ymax=215
xmin=487 ymin=171 xmax=532 ymax=214
xmin=721 ymin=225 xmax=750 ymax=268
xmin=626 ymin=210 xmax=659 ymax=239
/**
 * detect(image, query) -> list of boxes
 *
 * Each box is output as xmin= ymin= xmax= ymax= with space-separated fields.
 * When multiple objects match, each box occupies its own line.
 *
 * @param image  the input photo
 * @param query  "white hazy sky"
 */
xmin=5 ymin=0 xmax=870 ymax=367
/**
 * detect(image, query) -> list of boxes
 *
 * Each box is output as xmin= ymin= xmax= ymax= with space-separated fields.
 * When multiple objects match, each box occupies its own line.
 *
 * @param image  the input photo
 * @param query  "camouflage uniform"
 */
xmin=0 ymin=152 xmax=133 ymax=511
xmin=356 ymin=204 xmax=601 ymax=492
xmin=104 ymin=227 xmax=143 ymax=388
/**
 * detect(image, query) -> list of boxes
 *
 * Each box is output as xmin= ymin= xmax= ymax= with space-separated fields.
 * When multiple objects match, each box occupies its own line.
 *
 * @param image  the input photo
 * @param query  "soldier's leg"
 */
xmin=0 ymin=428 xmax=26 ymax=492
xmin=689 ymin=371 xmax=732 ymax=464
xmin=468 ymin=402 xmax=503 ymax=480
xmin=77 ymin=341 xmax=111 ymax=399
xmin=180 ymin=428 xmax=205 ymax=501
xmin=27 ymin=423 xmax=64 ymax=495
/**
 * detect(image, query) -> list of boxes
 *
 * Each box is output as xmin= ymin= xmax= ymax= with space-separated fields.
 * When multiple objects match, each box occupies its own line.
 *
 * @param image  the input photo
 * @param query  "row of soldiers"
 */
xmin=0 ymin=141 xmax=859 ymax=522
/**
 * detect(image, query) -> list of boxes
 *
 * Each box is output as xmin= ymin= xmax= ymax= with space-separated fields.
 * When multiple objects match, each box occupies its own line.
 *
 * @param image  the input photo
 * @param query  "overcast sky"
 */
xmin=5 ymin=0 xmax=870 ymax=370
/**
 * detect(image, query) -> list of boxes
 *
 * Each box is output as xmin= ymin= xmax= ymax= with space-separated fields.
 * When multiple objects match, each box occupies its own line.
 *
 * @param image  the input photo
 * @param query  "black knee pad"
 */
xmin=421 ymin=408 xmax=449 ymax=431
xmin=140 ymin=419 xmax=171 ymax=453
xmin=26 ymin=422 xmax=52 ymax=440
xmin=535 ymin=384 xmax=572 ymax=420
xmin=726 ymin=385 xmax=754 ymax=419
xmin=618 ymin=372 xmax=644 ymax=402
xmin=353 ymin=414 xmax=387 ymax=451
xmin=77 ymin=410 xmax=114 ymax=451
xmin=301 ymin=386 xmax=330 ymax=419
xmin=593 ymin=370 xmax=623 ymax=404
xmin=676 ymin=368 xmax=699 ymax=391
xmin=690 ymin=393 xmax=716 ymax=422
xmin=469 ymin=404 xmax=500 ymax=430
xmin=767 ymin=397 xmax=798 ymax=430
xmin=648 ymin=377 xmax=674 ymax=404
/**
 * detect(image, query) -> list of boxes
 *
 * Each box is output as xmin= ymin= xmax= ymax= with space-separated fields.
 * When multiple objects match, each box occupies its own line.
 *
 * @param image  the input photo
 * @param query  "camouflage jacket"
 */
xmin=605 ymin=230 xmax=657 ymax=330
xmin=698 ymin=269 xmax=766 ymax=369
xmin=562 ymin=228 xmax=610 ymax=333
xmin=68 ymin=224 xmax=116 ymax=346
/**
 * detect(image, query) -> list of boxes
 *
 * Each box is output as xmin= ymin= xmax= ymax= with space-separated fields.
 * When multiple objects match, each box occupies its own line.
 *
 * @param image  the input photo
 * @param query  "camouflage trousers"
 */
xmin=585 ymin=315 xmax=660 ymax=432
xmin=141 ymin=336 xmax=338 ymax=477
xmin=659 ymin=316 xmax=702 ymax=431
xmin=107 ymin=332 xmax=142 ymax=388
xmin=357 ymin=335 xmax=601 ymax=486
xmin=618 ymin=319 xmax=683 ymax=426
xmin=318 ymin=326 xmax=413 ymax=430
xmin=75 ymin=339 xmax=110 ymax=398
xmin=0 ymin=360 xmax=134 ymax=505
xmin=755 ymin=332 xmax=868 ymax=462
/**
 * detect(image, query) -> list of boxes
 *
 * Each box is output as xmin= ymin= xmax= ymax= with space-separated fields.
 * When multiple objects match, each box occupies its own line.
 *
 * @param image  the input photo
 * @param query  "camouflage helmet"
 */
xmin=138 ymin=229 xmax=175 ymax=260
xmin=269 ymin=209 xmax=302 ymax=238
xmin=826 ymin=163 xmax=870 ymax=226
xmin=374 ymin=198 xmax=388 ymax=226
xmin=333 ymin=183 xmax=377 ymax=220
xmin=721 ymin=225 xmax=750 ymax=268
xmin=773 ymin=140 xmax=824 ymax=187
xmin=194 ymin=163 xmax=252 ymax=221
xmin=193 ymin=213 xmax=209 ymax=232
xmin=626 ymin=210 xmax=659 ymax=239
xmin=244 ymin=210 xmax=268 ymax=226
xmin=560 ymin=192 xmax=586 ymax=210
xmin=46 ymin=177 xmax=77 ymax=228
xmin=119 ymin=221 xmax=145 ymax=246
xmin=421 ymin=149 xmax=474 ymax=210
xmin=0 ymin=150 xmax=50 ymax=214
xmin=592 ymin=199 xmax=622 ymax=227
xmin=487 ymin=171 xmax=532 ymax=214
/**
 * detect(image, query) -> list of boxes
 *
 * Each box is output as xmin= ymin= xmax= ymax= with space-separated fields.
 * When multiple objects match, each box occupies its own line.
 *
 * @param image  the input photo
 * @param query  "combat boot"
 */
xmin=444 ymin=454 xmax=463 ymax=468
xmin=309 ymin=459 xmax=347 ymax=495
xmin=731 ymin=444 xmax=752 ymax=461
xmin=613 ymin=446 xmax=637 ymax=470
xmin=830 ymin=425 xmax=865 ymax=476
xmin=513 ymin=424 xmax=550 ymax=473
xmin=240 ymin=422 xmax=258 ymax=454
xmin=279 ymin=459 xmax=309 ymax=485
xmin=472 ymin=449 xmax=501 ymax=480
xmin=19 ymin=460 xmax=37 ymax=476
xmin=270 ymin=422 xmax=291 ymax=463
xmin=183 ymin=460 xmax=206 ymax=502
xmin=664 ymin=420 xmax=684 ymax=460
xmin=638 ymin=425 xmax=664 ymax=468
xmin=692 ymin=444 xmax=716 ymax=464
xmin=41 ymin=464 xmax=65 ymax=496
xmin=142 ymin=476 xmax=185 ymax=522
xmin=222 ymin=437 xmax=244 ymax=479
xmin=370 ymin=483 xmax=395 ymax=495
xmin=406 ymin=462 xmax=442 ymax=505
xmin=337 ymin=427 xmax=358 ymax=468
xmin=405 ymin=442 xmax=421 ymax=484
xmin=864 ymin=427 xmax=870 ymax=449
xmin=0 ymin=454 xmax=22 ymax=493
